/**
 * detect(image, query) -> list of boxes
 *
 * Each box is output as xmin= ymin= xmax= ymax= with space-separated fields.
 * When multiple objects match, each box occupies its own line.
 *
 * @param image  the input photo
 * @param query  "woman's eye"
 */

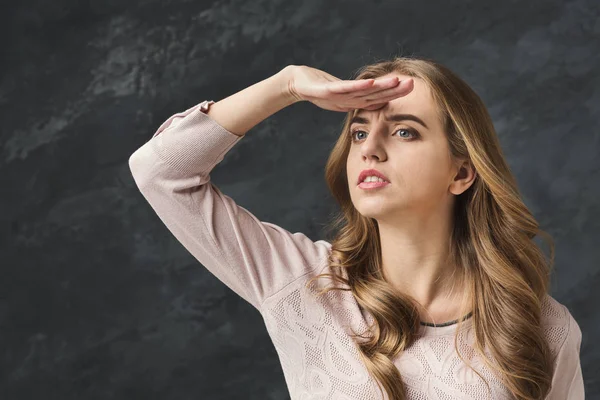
xmin=350 ymin=128 xmax=418 ymax=142
xmin=396 ymin=128 xmax=416 ymax=139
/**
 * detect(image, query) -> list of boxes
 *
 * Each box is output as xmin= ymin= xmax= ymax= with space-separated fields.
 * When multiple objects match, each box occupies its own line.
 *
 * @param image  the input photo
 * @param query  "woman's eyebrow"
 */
xmin=350 ymin=113 xmax=428 ymax=129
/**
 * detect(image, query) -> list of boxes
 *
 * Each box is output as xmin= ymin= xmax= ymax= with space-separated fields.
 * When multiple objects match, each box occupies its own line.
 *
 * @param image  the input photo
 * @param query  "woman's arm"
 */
xmin=205 ymin=65 xmax=299 ymax=137
xmin=128 ymin=67 xmax=331 ymax=312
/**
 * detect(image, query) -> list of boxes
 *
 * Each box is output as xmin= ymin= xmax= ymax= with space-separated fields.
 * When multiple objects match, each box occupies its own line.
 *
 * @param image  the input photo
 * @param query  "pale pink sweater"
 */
xmin=128 ymin=100 xmax=585 ymax=400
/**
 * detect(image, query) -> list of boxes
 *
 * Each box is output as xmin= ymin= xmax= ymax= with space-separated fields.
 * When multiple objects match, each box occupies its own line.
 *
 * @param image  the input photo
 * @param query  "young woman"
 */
xmin=129 ymin=58 xmax=584 ymax=400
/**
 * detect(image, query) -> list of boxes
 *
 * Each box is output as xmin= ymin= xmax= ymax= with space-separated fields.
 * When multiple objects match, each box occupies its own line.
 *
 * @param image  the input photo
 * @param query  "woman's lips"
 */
xmin=358 ymin=181 xmax=390 ymax=189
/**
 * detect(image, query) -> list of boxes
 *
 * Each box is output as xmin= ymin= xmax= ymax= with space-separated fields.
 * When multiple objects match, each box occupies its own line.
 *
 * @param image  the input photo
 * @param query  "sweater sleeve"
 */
xmin=545 ymin=305 xmax=585 ymax=400
xmin=128 ymin=101 xmax=331 ymax=312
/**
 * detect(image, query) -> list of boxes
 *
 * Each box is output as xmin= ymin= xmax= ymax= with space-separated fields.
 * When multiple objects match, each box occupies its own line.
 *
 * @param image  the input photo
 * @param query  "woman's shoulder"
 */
xmin=540 ymin=294 xmax=581 ymax=356
xmin=541 ymin=294 xmax=570 ymax=325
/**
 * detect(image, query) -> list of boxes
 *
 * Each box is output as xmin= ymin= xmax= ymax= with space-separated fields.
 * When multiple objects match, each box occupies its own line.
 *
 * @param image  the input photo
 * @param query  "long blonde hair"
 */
xmin=306 ymin=56 xmax=556 ymax=399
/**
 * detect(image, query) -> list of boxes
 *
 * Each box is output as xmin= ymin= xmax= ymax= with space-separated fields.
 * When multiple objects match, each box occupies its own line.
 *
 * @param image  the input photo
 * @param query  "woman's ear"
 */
xmin=449 ymin=160 xmax=477 ymax=195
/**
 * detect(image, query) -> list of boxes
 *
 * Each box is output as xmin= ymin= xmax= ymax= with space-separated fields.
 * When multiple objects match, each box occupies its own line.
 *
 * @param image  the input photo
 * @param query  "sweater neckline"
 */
xmin=417 ymin=311 xmax=474 ymax=337
xmin=420 ymin=310 xmax=473 ymax=327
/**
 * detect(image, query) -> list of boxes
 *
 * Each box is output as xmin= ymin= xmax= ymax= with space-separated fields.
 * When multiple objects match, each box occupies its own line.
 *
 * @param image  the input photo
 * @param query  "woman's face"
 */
xmin=346 ymin=74 xmax=457 ymax=221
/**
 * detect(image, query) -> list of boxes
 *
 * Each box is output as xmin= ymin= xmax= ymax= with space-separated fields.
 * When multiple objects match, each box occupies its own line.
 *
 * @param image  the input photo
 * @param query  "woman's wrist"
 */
xmin=277 ymin=65 xmax=304 ymax=106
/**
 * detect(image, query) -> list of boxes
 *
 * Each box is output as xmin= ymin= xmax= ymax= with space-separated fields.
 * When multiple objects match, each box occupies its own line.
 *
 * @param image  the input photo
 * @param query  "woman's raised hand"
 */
xmin=286 ymin=65 xmax=414 ymax=112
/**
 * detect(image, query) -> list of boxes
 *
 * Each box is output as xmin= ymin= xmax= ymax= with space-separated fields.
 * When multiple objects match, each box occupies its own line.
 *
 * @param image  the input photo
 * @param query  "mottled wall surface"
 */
xmin=2 ymin=0 xmax=598 ymax=398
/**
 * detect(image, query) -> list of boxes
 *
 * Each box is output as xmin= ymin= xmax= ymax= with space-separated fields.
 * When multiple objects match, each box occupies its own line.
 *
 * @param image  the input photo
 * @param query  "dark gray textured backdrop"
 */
xmin=2 ymin=0 xmax=598 ymax=399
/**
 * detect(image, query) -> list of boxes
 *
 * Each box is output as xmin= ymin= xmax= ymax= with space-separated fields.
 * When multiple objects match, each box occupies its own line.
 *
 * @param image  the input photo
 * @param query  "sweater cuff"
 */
xmin=150 ymin=100 xmax=244 ymax=174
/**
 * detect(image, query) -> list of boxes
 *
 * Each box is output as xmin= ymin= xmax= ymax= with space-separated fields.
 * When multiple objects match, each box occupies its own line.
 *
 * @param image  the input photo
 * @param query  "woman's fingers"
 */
xmin=329 ymin=77 xmax=412 ymax=111
xmin=349 ymin=76 xmax=401 ymax=96
xmin=357 ymin=79 xmax=413 ymax=101
xmin=327 ymin=79 xmax=375 ymax=94
xmin=345 ymin=79 xmax=414 ymax=111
